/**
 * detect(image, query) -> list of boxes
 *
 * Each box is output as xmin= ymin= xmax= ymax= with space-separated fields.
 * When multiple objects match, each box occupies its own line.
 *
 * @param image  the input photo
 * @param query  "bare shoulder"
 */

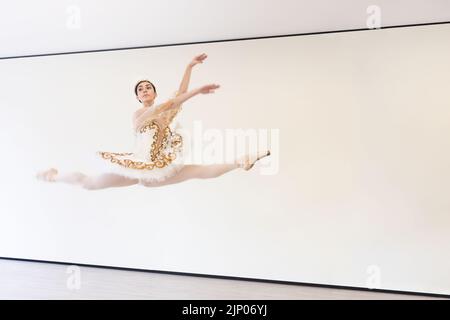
xmin=133 ymin=108 xmax=146 ymax=119
xmin=132 ymin=108 xmax=145 ymax=128
xmin=134 ymin=107 xmax=146 ymax=115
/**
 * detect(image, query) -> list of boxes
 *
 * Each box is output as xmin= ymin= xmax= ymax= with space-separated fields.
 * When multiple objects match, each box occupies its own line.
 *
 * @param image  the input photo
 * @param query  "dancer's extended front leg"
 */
xmin=36 ymin=168 xmax=139 ymax=190
xmin=139 ymin=163 xmax=240 ymax=187
xmin=140 ymin=150 xmax=271 ymax=188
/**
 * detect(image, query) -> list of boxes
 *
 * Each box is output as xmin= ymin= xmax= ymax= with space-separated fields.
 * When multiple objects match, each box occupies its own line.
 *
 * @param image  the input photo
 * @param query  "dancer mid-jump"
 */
xmin=37 ymin=53 xmax=270 ymax=190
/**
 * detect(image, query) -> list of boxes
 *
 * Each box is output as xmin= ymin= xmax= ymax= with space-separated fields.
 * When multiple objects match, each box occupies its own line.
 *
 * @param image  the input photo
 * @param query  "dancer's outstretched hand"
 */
xmin=189 ymin=53 xmax=207 ymax=67
xmin=198 ymin=84 xmax=220 ymax=94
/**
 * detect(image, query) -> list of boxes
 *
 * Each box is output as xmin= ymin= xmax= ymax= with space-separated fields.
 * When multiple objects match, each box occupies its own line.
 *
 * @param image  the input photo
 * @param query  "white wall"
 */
xmin=1 ymin=0 xmax=450 ymax=58
xmin=1 ymin=23 xmax=449 ymax=295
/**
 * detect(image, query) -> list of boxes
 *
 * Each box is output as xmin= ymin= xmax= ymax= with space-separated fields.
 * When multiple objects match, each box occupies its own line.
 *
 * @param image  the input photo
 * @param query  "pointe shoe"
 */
xmin=241 ymin=150 xmax=271 ymax=171
xmin=36 ymin=168 xmax=58 ymax=182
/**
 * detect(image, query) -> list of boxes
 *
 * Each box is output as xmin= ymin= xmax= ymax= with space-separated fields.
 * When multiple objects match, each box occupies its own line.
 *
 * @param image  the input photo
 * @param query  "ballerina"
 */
xmin=36 ymin=53 xmax=270 ymax=190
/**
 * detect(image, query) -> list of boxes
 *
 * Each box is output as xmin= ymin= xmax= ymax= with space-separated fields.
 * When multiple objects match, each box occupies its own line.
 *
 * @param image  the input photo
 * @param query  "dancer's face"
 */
xmin=136 ymin=81 xmax=157 ymax=105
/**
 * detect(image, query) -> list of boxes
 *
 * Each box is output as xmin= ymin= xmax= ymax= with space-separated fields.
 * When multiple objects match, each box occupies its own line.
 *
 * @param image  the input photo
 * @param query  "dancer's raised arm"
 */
xmin=176 ymin=53 xmax=207 ymax=97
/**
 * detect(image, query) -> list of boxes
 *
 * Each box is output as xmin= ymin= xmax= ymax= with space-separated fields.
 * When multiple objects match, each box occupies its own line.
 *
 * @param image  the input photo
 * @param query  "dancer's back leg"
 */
xmin=36 ymin=168 xmax=139 ymax=190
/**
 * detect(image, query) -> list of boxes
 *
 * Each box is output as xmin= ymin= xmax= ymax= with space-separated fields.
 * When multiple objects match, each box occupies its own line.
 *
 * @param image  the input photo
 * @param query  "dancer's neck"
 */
xmin=142 ymin=101 xmax=154 ymax=108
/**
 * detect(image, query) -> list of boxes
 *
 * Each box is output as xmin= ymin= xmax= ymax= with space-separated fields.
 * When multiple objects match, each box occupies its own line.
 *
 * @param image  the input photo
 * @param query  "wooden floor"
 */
xmin=0 ymin=259 xmax=444 ymax=300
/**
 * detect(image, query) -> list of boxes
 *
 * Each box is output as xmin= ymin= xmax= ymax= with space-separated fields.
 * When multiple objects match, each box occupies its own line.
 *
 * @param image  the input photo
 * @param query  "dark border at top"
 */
xmin=1 ymin=20 xmax=450 ymax=299
xmin=1 ymin=20 xmax=449 ymax=60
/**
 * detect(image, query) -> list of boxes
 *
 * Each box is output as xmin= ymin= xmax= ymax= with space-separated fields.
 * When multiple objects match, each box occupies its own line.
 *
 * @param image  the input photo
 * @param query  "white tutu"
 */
xmin=93 ymin=100 xmax=189 ymax=183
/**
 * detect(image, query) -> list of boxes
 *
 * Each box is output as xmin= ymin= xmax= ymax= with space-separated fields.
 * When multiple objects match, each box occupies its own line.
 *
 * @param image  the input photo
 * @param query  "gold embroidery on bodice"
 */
xmin=98 ymin=100 xmax=183 ymax=170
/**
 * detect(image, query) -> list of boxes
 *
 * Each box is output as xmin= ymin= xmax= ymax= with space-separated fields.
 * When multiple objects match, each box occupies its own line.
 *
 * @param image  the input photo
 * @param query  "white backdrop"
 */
xmin=0 ymin=23 xmax=449 ymax=295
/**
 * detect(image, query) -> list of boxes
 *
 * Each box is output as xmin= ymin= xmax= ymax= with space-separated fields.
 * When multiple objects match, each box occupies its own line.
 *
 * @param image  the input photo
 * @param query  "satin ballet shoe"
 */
xmin=241 ymin=150 xmax=271 ymax=171
xmin=36 ymin=168 xmax=58 ymax=182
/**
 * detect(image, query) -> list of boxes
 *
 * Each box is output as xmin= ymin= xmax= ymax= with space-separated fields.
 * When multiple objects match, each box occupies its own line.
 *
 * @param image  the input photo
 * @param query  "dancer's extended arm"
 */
xmin=134 ymin=84 xmax=220 ymax=130
xmin=164 ymin=83 xmax=220 ymax=111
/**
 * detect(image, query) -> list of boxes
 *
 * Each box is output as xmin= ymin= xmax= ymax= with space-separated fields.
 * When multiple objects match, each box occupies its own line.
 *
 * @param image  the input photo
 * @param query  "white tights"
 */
xmin=55 ymin=163 xmax=242 ymax=190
